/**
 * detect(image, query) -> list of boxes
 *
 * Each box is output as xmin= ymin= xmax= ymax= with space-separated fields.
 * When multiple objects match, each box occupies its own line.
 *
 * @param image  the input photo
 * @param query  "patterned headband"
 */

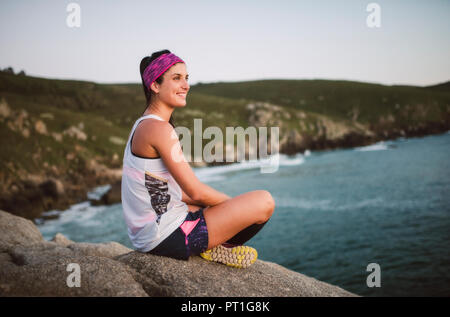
xmin=142 ymin=53 xmax=185 ymax=90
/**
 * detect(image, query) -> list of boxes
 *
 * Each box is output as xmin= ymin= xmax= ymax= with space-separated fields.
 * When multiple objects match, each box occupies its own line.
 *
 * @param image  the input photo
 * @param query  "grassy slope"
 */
xmin=1 ymin=72 xmax=449 ymax=189
xmin=190 ymin=79 xmax=450 ymax=126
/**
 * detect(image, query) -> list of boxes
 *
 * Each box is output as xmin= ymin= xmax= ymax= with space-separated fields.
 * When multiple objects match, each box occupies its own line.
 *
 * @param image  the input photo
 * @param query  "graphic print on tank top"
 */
xmin=144 ymin=171 xmax=171 ymax=224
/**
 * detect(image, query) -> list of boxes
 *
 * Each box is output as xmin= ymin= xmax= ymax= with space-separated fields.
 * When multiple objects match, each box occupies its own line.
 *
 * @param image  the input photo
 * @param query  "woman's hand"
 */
xmin=186 ymin=204 xmax=205 ymax=212
xmin=181 ymin=188 xmax=206 ymax=207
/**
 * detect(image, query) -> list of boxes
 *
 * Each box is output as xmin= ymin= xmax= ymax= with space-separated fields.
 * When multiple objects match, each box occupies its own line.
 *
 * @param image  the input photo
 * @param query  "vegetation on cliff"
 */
xmin=1 ymin=70 xmax=449 ymax=219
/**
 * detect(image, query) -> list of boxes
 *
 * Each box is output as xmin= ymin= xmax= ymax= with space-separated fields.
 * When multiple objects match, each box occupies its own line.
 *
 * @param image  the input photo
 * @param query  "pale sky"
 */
xmin=0 ymin=0 xmax=449 ymax=87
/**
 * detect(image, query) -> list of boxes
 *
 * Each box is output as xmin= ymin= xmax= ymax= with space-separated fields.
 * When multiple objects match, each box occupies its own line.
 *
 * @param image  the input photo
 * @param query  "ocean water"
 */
xmin=37 ymin=131 xmax=450 ymax=296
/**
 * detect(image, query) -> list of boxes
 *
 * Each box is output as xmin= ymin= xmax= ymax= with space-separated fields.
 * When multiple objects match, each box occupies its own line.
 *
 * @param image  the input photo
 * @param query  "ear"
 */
xmin=150 ymin=81 xmax=159 ymax=94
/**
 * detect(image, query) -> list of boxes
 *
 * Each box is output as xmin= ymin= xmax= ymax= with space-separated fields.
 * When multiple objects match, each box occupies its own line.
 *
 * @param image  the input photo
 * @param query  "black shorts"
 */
xmin=148 ymin=207 xmax=209 ymax=260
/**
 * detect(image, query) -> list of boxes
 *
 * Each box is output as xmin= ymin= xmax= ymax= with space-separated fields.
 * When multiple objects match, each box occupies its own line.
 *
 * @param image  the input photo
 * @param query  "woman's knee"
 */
xmin=255 ymin=190 xmax=275 ymax=222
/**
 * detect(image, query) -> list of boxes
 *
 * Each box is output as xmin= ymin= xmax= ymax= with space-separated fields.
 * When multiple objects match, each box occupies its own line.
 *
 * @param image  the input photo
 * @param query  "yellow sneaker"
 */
xmin=199 ymin=244 xmax=258 ymax=268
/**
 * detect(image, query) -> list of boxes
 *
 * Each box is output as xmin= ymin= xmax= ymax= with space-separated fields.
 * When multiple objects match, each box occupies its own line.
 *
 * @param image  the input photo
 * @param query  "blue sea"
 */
xmin=37 ymin=131 xmax=450 ymax=296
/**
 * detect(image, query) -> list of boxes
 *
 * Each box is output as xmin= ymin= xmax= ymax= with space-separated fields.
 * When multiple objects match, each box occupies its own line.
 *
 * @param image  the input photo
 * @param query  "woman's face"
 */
xmin=151 ymin=62 xmax=190 ymax=107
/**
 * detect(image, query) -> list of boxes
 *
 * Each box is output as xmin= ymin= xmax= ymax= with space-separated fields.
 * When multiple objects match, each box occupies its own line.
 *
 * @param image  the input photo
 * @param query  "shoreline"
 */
xmin=1 ymin=123 xmax=449 ymax=222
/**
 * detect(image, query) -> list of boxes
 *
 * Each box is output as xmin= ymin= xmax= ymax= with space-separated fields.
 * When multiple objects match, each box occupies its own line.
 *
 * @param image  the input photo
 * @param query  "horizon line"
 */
xmin=1 ymin=70 xmax=449 ymax=89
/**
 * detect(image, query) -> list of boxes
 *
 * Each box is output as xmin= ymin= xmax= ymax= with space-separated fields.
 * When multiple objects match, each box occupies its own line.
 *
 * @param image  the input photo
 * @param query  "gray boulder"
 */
xmin=0 ymin=208 xmax=44 ymax=251
xmin=0 ymin=210 xmax=145 ymax=296
xmin=0 ymin=210 xmax=358 ymax=297
xmin=1 ymin=247 xmax=147 ymax=296
xmin=116 ymin=252 xmax=356 ymax=297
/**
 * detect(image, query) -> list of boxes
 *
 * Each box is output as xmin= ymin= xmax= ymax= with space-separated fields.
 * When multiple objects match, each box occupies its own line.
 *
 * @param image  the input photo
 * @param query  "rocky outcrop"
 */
xmin=90 ymin=180 xmax=121 ymax=206
xmin=115 ymin=252 xmax=356 ymax=297
xmin=0 ymin=154 xmax=124 ymax=220
xmin=0 ymin=209 xmax=147 ymax=296
xmin=245 ymin=102 xmax=380 ymax=154
xmin=2 ymin=94 xmax=449 ymax=222
xmin=0 ymin=177 xmax=69 ymax=220
xmin=0 ymin=210 xmax=358 ymax=297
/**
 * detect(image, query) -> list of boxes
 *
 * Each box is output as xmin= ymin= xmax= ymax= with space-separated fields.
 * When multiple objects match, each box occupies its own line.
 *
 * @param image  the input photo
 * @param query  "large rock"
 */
xmin=0 ymin=177 xmax=66 ymax=220
xmin=0 ymin=208 xmax=44 ymax=251
xmin=0 ymin=246 xmax=147 ymax=296
xmin=115 ymin=252 xmax=356 ymax=297
xmin=0 ymin=210 xmax=358 ymax=297
xmin=67 ymin=241 xmax=132 ymax=259
xmin=0 ymin=210 xmax=145 ymax=296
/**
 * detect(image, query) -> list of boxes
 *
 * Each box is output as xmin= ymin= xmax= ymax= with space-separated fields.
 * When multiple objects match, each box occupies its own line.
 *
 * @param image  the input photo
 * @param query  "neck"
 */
xmin=143 ymin=101 xmax=173 ymax=122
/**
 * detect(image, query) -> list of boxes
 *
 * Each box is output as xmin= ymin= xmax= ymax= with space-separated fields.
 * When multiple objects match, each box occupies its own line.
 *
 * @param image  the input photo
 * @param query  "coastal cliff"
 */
xmin=0 ymin=209 xmax=357 ymax=297
xmin=1 ymin=71 xmax=449 ymax=220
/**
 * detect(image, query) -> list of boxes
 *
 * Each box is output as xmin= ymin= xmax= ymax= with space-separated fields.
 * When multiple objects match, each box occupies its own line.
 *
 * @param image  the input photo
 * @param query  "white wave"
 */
xmin=199 ymin=175 xmax=227 ymax=183
xmin=279 ymin=154 xmax=305 ymax=166
xmin=274 ymin=196 xmax=332 ymax=210
xmin=41 ymin=210 xmax=60 ymax=218
xmin=87 ymin=184 xmax=111 ymax=201
xmin=333 ymin=197 xmax=384 ymax=211
xmin=354 ymin=141 xmax=388 ymax=152
xmin=274 ymin=196 xmax=384 ymax=211
xmin=304 ymin=149 xmax=311 ymax=156
xmin=193 ymin=153 xmax=305 ymax=182
xmin=37 ymin=201 xmax=106 ymax=231
xmin=69 ymin=201 xmax=92 ymax=212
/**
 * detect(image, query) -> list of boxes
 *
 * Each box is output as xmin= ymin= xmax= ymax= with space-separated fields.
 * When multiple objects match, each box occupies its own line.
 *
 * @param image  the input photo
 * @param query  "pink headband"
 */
xmin=142 ymin=53 xmax=185 ymax=90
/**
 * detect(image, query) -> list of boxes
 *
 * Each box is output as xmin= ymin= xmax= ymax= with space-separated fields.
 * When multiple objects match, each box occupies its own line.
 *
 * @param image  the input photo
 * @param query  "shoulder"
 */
xmin=137 ymin=119 xmax=177 ymax=144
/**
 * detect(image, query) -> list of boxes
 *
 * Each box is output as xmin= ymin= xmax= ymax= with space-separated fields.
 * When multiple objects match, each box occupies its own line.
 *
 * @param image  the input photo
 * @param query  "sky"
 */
xmin=0 ymin=0 xmax=449 ymax=87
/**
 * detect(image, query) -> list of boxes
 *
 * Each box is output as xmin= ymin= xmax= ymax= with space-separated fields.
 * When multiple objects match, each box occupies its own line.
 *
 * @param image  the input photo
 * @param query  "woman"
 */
xmin=121 ymin=49 xmax=275 ymax=268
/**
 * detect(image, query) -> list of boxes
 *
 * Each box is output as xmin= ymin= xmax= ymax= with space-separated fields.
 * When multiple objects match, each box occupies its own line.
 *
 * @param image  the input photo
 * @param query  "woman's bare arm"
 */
xmin=181 ymin=188 xmax=206 ymax=207
xmin=148 ymin=120 xmax=232 ymax=207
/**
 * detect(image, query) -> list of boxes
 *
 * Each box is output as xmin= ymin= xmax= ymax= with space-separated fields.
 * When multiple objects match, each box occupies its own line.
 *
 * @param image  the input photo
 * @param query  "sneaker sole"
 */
xmin=199 ymin=245 xmax=258 ymax=268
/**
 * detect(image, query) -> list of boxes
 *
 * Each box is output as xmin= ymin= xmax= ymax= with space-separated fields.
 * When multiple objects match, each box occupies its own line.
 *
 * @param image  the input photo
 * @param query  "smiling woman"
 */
xmin=120 ymin=49 xmax=275 ymax=268
xmin=139 ymin=50 xmax=189 ymax=126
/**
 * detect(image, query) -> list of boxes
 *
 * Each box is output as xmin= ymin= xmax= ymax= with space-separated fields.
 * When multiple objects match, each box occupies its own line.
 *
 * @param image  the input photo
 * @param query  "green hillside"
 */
xmin=190 ymin=79 xmax=450 ymax=126
xmin=1 ymin=71 xmax=449 ymax=218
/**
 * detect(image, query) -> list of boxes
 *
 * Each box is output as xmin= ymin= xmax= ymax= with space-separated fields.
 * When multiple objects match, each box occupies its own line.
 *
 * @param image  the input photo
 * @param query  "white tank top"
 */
xmin=121 ymin=114 xmax=188 ymax=252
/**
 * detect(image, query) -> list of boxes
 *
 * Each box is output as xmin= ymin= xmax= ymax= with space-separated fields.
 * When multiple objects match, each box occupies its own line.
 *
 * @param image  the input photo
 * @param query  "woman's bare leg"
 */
xmin=202 ymin=190 xmax=275 ymax=250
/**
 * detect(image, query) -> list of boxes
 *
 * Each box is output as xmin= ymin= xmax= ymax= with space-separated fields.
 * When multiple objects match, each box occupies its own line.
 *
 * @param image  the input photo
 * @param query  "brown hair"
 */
xmin=139 ymin=49 xmax=175 ymax=127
